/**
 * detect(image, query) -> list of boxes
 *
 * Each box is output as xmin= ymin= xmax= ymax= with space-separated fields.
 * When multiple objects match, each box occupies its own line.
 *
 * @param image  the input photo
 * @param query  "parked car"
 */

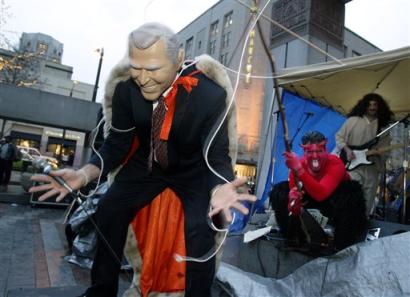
xmin=17 ymin=146 xmax=59 ymax=169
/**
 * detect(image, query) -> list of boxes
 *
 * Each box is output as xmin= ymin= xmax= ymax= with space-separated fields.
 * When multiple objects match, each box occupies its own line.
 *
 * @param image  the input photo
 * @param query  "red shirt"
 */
xmin=289 ymin=154 xmax=350 ymax=202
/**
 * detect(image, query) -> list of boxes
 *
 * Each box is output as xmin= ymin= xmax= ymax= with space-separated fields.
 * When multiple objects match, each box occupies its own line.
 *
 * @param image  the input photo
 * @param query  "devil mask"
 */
xmin=300 ymin=141 xmax=328 ymax=173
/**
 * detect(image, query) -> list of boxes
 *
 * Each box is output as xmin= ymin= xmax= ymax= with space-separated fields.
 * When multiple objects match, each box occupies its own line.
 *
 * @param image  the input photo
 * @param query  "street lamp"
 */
xmin=92 ymin=47 xmax=104 ymax=102
xmin=69 ymin=80 xmax=79 ymax=97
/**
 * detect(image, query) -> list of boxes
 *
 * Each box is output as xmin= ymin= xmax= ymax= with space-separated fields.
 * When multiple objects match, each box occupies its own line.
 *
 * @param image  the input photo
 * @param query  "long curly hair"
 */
xmin=348 ymin=93 xmax=394 ymax=131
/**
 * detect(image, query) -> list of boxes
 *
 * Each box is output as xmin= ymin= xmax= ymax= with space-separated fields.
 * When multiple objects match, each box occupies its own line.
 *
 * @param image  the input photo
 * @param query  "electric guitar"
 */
xmin=341 ymin=143 xmax=404 ymax=171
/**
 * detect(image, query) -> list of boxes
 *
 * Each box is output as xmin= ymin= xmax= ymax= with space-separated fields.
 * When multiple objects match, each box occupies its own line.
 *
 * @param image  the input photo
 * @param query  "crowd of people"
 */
xmin=28 ymin=22 xmax=400 ymax=297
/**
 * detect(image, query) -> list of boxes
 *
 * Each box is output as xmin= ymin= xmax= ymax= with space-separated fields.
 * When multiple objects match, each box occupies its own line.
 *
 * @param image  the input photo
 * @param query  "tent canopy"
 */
xmin=275 ymin=47 xmax=410 ymax=116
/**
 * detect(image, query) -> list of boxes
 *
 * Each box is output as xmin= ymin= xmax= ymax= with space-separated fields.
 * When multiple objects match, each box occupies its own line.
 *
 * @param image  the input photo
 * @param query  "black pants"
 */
xmin=0 ymin=159 xmax=13 ymax=185
xmin=85 ymin=176 xmax=215 ymax=297
xmin=270 ymin=180 xmax=368 ymax=250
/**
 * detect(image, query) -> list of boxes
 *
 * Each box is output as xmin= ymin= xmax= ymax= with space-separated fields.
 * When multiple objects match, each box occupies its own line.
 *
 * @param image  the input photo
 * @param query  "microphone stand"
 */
xmin=401 ymin=118 xmax=409 ymax=224
xmin=289 ymin=113 xmax=313 ymax=148
xmin=375 ymin=113 xmax=409 ymax=224
xmin=34 ymin=160 xmax=134 ymax=283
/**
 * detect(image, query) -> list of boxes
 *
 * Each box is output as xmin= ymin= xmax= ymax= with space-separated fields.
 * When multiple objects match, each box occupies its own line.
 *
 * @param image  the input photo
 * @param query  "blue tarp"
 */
xmin=230 ymin=91 xmax=346 ymax=232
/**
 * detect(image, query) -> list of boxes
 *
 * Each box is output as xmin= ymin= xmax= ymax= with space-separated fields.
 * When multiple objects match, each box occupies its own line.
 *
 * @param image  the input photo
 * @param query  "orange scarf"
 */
xmin=160 ymin=72 xmax=200 ymax=141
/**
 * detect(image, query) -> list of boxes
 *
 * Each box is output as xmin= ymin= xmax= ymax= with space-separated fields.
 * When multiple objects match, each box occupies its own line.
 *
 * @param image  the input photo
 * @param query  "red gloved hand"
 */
xmin=284 ymin=151 xmax=302 ymax=172
xmin=288 ymin=187 xmax=304 ymax=216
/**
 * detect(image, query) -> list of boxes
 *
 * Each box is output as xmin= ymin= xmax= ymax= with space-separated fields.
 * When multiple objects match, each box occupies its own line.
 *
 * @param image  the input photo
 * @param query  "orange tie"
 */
xmin=148 ymin=72 xmax=200 ymax=170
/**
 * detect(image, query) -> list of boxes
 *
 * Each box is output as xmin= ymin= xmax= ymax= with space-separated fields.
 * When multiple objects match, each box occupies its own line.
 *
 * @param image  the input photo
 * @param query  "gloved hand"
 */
xmin=288 ymin=187 xmax=304 ymax=216
xmin=284 ymin=151 xmax=302 ymax=172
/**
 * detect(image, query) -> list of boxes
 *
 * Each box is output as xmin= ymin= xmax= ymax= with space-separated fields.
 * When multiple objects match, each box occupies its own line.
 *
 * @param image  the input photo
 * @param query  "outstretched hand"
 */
xmin=208 ymin=177 xmax=257 ymax=223
xmin=29 ymin=169 xmax=86 ymax=202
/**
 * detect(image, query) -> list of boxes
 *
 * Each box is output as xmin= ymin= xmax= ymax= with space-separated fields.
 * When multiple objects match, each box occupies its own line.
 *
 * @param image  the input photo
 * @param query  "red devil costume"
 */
xmin=270 ymin=131 xmax=367 ymax=250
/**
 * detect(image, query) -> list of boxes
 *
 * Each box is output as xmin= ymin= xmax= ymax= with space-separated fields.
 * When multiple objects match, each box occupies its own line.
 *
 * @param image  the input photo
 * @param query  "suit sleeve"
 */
xmin=201 ymin=89 xmax=234 ymax=192
xmin=89 ymin=81 xmax=135 ymax=176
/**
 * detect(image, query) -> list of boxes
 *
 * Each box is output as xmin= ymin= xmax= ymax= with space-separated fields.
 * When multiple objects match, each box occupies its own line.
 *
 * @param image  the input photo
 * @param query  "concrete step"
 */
xmin=0 ymin=185 xmax=30 ymax=204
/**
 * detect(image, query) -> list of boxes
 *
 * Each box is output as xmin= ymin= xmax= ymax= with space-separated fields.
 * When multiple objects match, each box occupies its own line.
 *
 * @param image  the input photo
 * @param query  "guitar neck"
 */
xmin=366 ymin=143 xmax=404 ymax=156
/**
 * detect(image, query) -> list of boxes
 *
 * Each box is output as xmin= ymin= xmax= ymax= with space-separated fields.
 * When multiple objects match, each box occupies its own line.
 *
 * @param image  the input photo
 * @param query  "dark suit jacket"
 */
xmin=89 ymin=65 xmax=234 ymax=239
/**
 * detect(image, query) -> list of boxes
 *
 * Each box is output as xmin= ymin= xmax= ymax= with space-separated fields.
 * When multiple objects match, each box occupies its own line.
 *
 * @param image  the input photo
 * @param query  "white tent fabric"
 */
xmin=275 ymin=46 xmax=410 ymax=115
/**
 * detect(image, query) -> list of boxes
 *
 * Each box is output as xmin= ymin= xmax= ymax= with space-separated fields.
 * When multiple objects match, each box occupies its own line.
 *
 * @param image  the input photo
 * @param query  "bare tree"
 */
xmin=0 ymin=47 xmax=42 ymax=87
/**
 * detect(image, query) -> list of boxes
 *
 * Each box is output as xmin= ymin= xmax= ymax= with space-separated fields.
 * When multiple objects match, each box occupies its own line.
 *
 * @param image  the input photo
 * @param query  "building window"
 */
xmin=37 ymin=43 xmax=48 ymax=55
xmin=223 ymin=11 xmax=233 ymax=28
xmin=352 ymin=50 xmax=361 ymax=57
xmin=185 ymin=37 xmax=194 ymax=60
xmin=221 ymin=31 xmax=231 ymax=49
xmin=210 ymin=21 xmax=219 ymax=36
xmin=198 ymin=40 xmax=202 ymax=50
xmin=208 ymin=21 xmax=219 ymax=56
xmin=208 ymin=40 xmax=217 ymax=55
xmin=219 ymin=52 xmax=229 ymax=66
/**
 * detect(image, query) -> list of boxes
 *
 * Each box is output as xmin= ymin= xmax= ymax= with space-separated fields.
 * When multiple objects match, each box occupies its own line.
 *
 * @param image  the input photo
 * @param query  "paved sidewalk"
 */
xmin=0 ymin=171 xmax=30 ymax=205
xmin=0 ymin=201 xmax=130 ymax=297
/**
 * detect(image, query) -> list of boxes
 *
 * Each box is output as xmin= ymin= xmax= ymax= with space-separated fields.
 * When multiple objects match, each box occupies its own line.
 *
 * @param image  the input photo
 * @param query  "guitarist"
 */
xmin=270 ymin=131 xmax=367 ymax=250
xmin=335 ymin=93 xmax=394 ymax=217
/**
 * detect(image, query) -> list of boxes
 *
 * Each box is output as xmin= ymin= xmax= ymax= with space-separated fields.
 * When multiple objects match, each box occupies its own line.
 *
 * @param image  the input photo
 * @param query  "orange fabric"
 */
xmin=122 ymin=135 xmax=140 ymax=165
xmin=131 ymin=188 xmax=186 ymax=296
xmin=160 ymin=74 xmax=199 ymax=141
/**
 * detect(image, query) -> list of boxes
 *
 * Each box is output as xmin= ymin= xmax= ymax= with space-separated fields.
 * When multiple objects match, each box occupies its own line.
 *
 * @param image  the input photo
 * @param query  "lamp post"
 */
xmin=69 ymin=80 xmax=79 ymax=97
xmin=92 ymin=47 xmax=104 ymax=102
xmin=59 ymin=80 xmax=78 ymax=164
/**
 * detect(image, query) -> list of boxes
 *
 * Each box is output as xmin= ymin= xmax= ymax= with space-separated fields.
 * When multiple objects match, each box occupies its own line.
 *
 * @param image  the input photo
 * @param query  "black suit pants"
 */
xmin=85 ymin=174 xmax=215 ymax=297
xmin=270 ymin=180 xmax=368 ymax=250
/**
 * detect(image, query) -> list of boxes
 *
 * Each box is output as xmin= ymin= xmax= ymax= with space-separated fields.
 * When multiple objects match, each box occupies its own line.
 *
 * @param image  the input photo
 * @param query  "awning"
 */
xmin=275 ymin=46 xmax=410 ymax=115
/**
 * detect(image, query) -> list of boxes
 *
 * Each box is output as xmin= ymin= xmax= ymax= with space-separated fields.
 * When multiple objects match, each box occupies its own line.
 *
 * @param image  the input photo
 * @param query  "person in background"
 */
xmin=0 ymin=136 xmax=18 ymax=192
xmin=335 ymin=93 xmax=394 ymax=217
xmin=270 ymin=131 xmax=367 ymax=250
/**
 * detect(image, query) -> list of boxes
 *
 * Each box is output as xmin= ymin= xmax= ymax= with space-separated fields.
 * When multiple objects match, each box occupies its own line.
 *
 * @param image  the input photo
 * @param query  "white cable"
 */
xmin=78 ymin=60 xmax=199 ymax=198
xmin=235 ymin=0 xmax=343 ymax=65
xmin=173 ymin=1 xmax=272 ymax=265
xmin=108 ymin=124 xmax=135 ymax=133
xmin=223 ymin=65 xmax=283 ymax=79
xmin=173 ymin=213 xmax=235 ymax=263
xmin=203 ymin=0 xmax=271 ymax=183
xmin=78 ymin=117 xmax=107 ymax=198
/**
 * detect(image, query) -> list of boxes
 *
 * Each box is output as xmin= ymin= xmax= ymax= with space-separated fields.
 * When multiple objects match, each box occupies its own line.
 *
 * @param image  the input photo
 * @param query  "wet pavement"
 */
xmin=0 ymin=171 xmax=130 ymax=297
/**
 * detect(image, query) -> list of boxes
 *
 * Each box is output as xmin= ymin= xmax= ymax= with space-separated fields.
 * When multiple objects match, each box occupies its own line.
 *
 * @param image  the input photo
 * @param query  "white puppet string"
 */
xmin=81 ymin=0 xmax=270 ymax=264
xmin=79 ymin=59 xmax=200 ymax=198
xmin=174 ymin=213 xmax=235 ymax=263
xmin=77 ymin=116 xmax=107 ymax=198
xmin=203 ymin=0 xmax=272 ymax=184
xmin=143 ymin=0 xmax=157 ymax=22
xmin=172 ymin=0 xmax=272 ymax=265
xmin=235 ymin=0 xmax=344 ymax=65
